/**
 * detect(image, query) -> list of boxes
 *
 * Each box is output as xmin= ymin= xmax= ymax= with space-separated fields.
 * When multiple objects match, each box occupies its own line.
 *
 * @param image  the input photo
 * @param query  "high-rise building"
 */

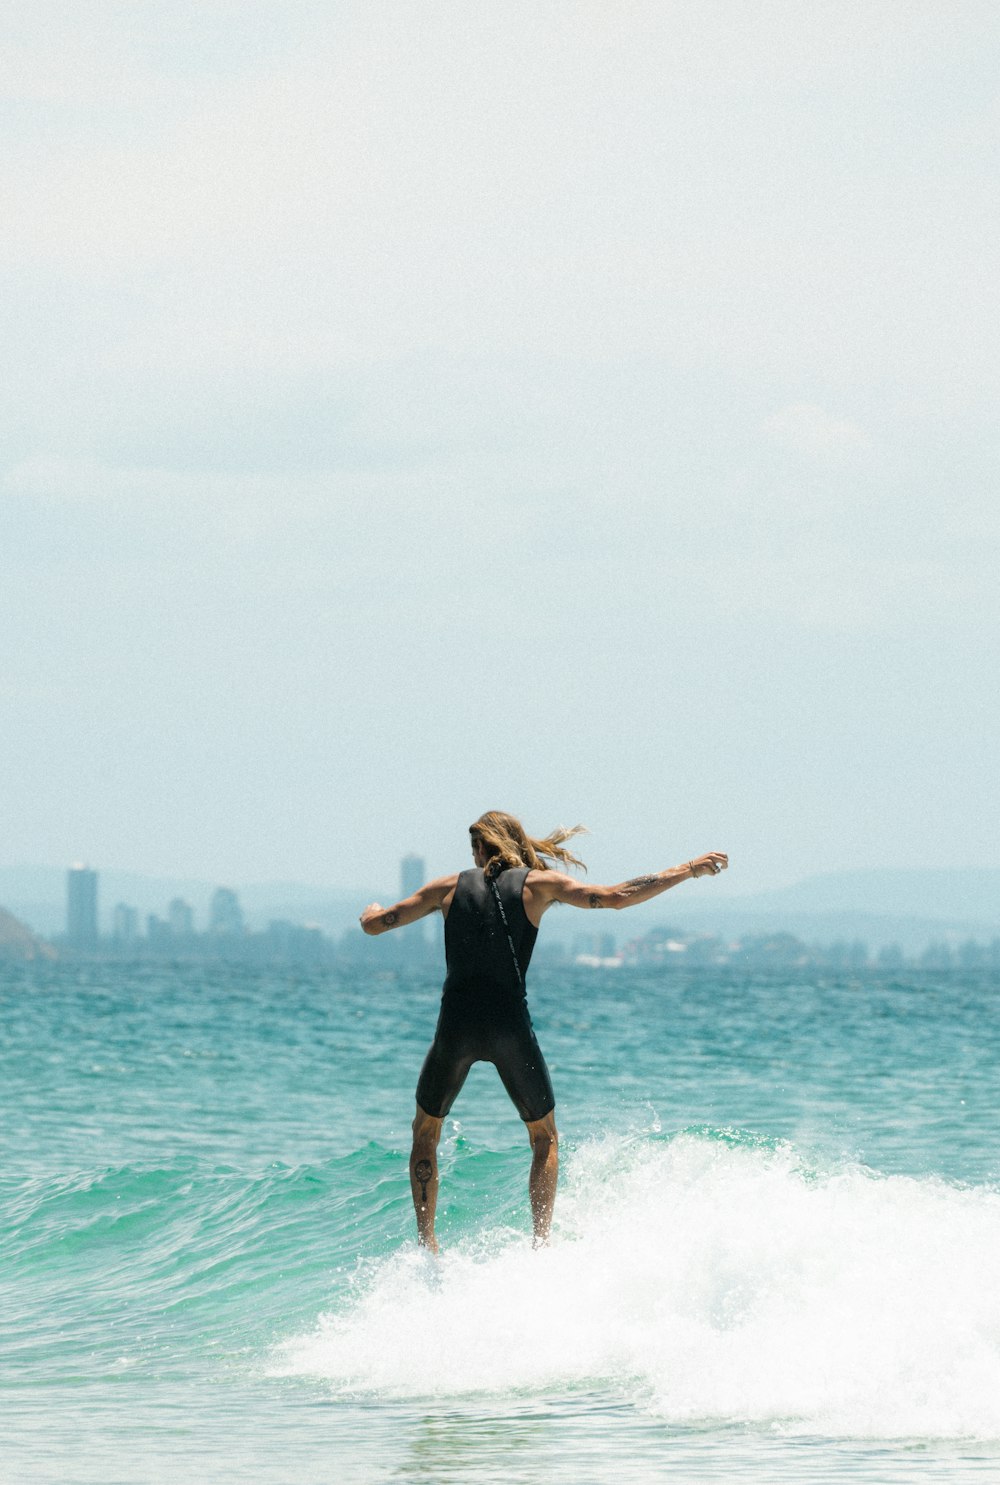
xmin=209 ymin=887 xmax=244 ymax=937
xmin=112 ymin=903 xmax=138 ymax=944
xmin=400 ymin=854 xmax=426 ymax=942
xmin=168 ymin=898 xmax=195 ymax=937
xmin=66 ymin=865 xmax=98 ymax=949
xmin=400 ymin=854 xmax=425 ymax=898
xmin=147 ymin=914 xmax=172 ymax=950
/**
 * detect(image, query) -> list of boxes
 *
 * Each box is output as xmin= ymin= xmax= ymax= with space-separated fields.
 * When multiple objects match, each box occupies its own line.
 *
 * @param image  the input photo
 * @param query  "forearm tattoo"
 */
xmin=414 ymin=1158 xmax=433 ymax=1204
xmin=383 ymin=910 xmax=399 ymax=927
xmin=620 ymin=875 xmax=661 ymax=897
xmin=591 ymin=875 xmax=661 ymax=907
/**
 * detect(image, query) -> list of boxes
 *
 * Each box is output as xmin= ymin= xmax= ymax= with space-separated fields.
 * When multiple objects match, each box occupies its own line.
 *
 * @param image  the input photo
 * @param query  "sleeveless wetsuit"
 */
xmin=415 ymin=866 xmax=555 ymax=1123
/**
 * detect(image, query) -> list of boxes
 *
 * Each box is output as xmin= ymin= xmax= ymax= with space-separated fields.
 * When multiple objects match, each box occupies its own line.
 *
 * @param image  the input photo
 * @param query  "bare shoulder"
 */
xmin=424 ymin=872 xmax=460 ymax=900
xmin=524 ymin=869 xmax=579 ymax=903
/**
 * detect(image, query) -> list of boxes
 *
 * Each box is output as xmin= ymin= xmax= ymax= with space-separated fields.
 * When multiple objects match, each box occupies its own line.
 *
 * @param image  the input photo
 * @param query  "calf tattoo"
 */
xmin=414 ymin=1158 xmax=433 ymax=1204
xmin=383 ymin=910 xmax=399 ymax=927
xmin=588 ymin=893 xmax=601 ymax=909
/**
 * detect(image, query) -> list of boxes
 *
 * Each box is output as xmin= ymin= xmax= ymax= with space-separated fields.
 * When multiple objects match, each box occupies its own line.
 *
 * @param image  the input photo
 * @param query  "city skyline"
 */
xmin=0 ymin=855 xmax=993 ymax=966
xmin=0 ymin=847 xmax=996 ymax=971
xmin=0 ymin=852 xmax=995 ymax=936
xmin=20 ymin=858 xmax=1000 ymax=973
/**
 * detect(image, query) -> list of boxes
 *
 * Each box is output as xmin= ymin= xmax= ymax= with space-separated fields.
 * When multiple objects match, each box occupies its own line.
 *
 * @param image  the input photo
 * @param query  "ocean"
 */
xmin=3 ymin=958 xmax=1000 ymax=1483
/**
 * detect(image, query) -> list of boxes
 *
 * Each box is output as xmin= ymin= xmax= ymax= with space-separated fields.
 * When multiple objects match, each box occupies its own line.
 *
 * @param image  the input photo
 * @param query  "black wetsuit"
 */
xmin=415 ymin=866 xmax=555 ymax=1123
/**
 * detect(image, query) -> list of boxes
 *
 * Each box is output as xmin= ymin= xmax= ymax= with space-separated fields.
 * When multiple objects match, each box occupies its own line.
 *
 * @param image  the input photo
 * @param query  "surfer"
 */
xmin=360 ymin=810 xmax=727 ymax=1250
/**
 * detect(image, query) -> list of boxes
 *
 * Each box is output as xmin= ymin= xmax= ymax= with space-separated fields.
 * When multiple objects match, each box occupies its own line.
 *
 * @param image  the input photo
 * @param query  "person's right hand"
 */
xmin=690 ymin=852 xmax=728 ymax=878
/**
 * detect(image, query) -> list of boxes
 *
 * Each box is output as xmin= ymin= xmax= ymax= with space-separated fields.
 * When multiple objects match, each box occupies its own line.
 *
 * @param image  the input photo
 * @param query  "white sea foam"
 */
xmin=273 ymin=1134 xmax=1000 ymax=1439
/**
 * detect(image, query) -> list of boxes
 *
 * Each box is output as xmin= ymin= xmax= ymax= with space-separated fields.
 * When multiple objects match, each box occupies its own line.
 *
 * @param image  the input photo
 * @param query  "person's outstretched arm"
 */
xmin=359 ymin=875 xmax=457 ymax=935
xmin=525 ymin=852 xmax=728 ymax=918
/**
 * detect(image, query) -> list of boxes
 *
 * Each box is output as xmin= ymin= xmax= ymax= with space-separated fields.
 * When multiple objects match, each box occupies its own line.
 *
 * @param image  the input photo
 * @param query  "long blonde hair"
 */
xmin=469 ymin=810 xmax=587 ymax=877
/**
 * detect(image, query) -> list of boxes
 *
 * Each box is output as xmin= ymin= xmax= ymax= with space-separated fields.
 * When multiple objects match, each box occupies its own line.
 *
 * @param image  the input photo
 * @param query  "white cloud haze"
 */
xmin=1 ymin=1 xmax=997 ymax=893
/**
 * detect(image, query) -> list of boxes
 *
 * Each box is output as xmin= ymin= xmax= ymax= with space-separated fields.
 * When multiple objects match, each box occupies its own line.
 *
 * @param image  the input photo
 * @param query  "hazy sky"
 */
xmin=2 ymin=2 xmax=997 ymax=894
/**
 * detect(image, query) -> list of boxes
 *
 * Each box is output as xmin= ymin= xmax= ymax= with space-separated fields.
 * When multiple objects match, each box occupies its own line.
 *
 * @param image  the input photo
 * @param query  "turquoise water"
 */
xmin=4 ymin=960 xmax=1000 ymax=1483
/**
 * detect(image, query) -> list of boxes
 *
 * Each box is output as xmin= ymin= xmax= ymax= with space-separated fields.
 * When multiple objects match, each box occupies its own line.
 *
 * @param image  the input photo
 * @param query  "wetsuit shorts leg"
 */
xmin=416 ymin=996 xmax=555 ymax=1124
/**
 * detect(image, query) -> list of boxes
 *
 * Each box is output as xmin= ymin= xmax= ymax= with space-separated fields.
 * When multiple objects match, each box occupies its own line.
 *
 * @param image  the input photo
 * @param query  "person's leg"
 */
xmin=413 ymin=1013 xmax=477 ymax=1253
xmin=410 ymin=1103 xmax=444 ymax=1252
xmin=490 ymin=1016 xmax=558 ymax=1246
xmin=525 ymin=1109 xmax=558 ymax=1247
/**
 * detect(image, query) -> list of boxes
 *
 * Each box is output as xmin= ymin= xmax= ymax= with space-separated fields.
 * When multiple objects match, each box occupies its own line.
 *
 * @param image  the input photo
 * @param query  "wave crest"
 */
xmin=273 ymin=1132 xmax=1000 ymax=1439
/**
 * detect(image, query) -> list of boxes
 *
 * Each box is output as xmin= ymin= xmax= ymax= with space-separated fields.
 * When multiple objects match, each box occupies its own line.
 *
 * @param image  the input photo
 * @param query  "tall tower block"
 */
xmin=400 ymin=854 xmax=426 ymax=900
xmin=66 ymin=865 xmax=98 ymax=949
xmin=400 ymin=854 xmax=426 ymax=942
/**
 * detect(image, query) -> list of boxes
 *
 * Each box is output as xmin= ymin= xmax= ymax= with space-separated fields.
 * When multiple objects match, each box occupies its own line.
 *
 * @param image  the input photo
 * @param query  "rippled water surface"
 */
xmin=3 ymin=961 xmax=1000 ymax=1483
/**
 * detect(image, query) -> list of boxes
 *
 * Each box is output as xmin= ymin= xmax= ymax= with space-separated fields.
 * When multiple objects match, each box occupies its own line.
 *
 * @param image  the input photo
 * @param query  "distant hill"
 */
xmin=712 ymin=869 xmax=1000 ymax=922
xmin=0 ymin=906 xmax=57 ymax=961
xmin=649 ymin=868 xmax=1000 ymax=951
